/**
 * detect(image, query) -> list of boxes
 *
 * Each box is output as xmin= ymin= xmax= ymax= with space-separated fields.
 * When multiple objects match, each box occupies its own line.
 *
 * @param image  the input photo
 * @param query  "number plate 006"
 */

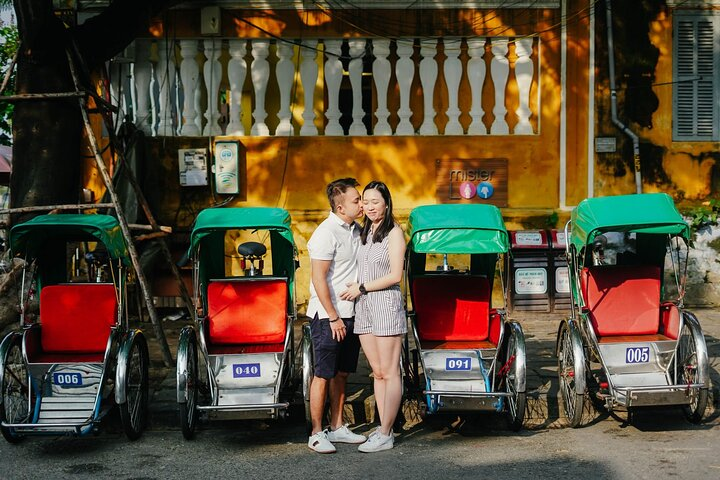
xmin=53 ymin=372 xmax=83 ymax=386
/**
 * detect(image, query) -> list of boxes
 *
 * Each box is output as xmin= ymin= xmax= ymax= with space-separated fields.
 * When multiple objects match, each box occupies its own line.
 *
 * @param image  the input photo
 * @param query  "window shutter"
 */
xmin=674 ymin=16 xmax=717 ymax=140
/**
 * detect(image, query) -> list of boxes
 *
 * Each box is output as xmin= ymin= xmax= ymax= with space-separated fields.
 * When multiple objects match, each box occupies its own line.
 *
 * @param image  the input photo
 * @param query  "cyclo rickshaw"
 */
xmin=557 ymin=193 xmax=709 ymax=426
xmin=176 ymin=207 xmax=299 ymax=439
xmin=0 ymin=214 xmax=149 ymax=442
xmin=404 ymin=204 xmax=527 ymax=430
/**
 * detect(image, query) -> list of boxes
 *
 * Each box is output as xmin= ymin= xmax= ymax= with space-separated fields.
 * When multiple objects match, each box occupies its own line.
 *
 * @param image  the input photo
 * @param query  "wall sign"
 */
xmin=436 ymin=158 xmax=508 ymax=206
xmin=515 ymin=268 xmax=548 ymax=294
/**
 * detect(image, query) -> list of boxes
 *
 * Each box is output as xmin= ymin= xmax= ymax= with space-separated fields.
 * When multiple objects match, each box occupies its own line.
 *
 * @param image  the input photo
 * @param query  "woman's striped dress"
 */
xmin=353 ymin=229 xmax=407 ymax=336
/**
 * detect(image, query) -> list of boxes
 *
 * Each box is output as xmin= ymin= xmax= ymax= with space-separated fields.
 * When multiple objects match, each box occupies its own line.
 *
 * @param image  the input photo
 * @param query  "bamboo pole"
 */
xmin=0 ymin=203 xmax=114 ymax=215
xmin=0 ymin=92 xmax=85 ymax=102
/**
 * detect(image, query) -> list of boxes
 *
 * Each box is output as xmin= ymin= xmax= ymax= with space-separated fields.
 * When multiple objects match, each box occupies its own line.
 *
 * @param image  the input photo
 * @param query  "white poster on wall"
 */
xmin=555 ymin=267 xmax=570 ymax=293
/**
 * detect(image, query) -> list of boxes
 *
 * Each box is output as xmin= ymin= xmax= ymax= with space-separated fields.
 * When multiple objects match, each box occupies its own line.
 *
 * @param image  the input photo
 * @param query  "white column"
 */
xmin=156 ymin=40 xmax=176 ymax=136
xmin=490 ymin=38 xmax=510 ymax=135
xmin=202 ymin=39 xmax=222 ymax=136
xmin=179 ymin=40 xmax=200 ymax=136
xmin=395 ymin=40 xmax=415 ymax=136
xmin=275 ymin=41 xmax=295 ymax=136
xmin=514 ymin=38 xmax=534 ymax=135
xmin=250 ymin=40 xmax=271 ymax=136
xmin=324 ymin=40 xmax=344 ymax=136
xmin=133 ymin=39 xmax=153 ymax=135
xmin=299 ymin=40 xmax=319 ymax=136
xmin=226 ymin=40 xmax=247 ymax=136
xmin=443 ymin=38 xmax=463 ymax=135
xmin=348 ymin=39 xmax=367 ymax=136
xmin=372 ymin=39 xmax=392 ymax=136
xmin=419 ymin=39 xmax=438 ymax=135
xmin=467 ymin=38 xmax=487 ymax=135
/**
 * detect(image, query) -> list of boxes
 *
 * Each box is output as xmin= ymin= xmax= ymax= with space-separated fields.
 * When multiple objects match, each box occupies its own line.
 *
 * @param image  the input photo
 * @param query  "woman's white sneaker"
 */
xmin=308 ymin=430 xmax=336 ymax=454
xmin=357 ymin=430 xmax=394 ymax=453
xmin=327 ymin=424 xmax=367 ymax=444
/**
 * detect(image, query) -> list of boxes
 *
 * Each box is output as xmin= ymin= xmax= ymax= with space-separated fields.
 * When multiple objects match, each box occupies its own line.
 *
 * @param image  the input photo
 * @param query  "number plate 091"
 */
xmin=445 ymin=358 xmax=472 ymax=371
xmin=625 ymin=347 xmax=650 ymax=364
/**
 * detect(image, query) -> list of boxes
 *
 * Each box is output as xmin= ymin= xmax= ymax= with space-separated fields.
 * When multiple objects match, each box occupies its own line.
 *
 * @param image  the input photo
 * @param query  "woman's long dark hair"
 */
xmin=360 ymin=181 xmax=396 ymax=245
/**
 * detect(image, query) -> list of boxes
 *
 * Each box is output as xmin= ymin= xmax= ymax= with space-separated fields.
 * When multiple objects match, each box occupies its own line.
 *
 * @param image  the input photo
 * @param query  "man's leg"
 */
xmin=309 ymin=375 xmax=329 ymax=434
xmin=328 ymin=371 xmax=348 ymax=430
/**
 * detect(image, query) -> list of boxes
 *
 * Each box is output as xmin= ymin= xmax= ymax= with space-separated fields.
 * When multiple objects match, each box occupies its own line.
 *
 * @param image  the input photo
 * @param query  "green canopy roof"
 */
xmin=10 ymin=214 xmax=129 ymax=262
xmin=408 ymin=204 xmax=509 ymax=254
xmin=570 ymin=193 xmax=690 ymax=250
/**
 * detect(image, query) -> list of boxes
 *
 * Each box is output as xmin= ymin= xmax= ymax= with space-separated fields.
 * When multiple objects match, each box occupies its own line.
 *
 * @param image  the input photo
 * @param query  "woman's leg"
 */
xmin=359 ymin=334 xmax=385 ymax=423
xmin=375 ymin=335 xmax=403 ymax=436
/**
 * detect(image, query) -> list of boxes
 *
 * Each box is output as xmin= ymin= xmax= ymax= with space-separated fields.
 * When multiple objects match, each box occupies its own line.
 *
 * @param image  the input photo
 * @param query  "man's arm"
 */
xmin=311 ymin=258 xmax=346 ymax=341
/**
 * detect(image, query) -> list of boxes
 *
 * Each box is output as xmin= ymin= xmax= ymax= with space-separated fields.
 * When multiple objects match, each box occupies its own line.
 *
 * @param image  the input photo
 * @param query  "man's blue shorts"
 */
xmin=310 ymin=314 xmax=361 ymax=379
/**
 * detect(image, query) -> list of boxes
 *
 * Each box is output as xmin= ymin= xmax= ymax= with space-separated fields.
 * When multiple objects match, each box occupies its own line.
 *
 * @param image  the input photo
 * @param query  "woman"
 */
xmin=340 ymin=181 xmax=406 ymax=453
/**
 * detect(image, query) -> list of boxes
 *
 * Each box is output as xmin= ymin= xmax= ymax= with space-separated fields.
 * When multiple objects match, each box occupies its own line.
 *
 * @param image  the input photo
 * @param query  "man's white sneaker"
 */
xmin=308 ymin=430 xmax=336 ymax=454
xmin=327 ymin=424 xmax=367 ymax=444
xmin=357 ymin=429 xmax=394 ymax=453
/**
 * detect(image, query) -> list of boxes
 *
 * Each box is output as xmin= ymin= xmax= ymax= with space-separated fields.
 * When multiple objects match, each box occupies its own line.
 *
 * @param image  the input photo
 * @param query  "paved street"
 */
xmin=0 ymin=310 xmax=718 ymax=479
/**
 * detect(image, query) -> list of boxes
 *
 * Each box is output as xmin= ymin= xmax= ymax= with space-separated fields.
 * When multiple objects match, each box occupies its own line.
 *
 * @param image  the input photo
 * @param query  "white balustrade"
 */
xmin=348 ymin=39 xmax=367 ymax=136
xmin=226 ymin=40 xmax=247 ymax=136
xmin=133 ymin=39 xmax=153 ymax=136
xmin=443 ymin=39 xmax=464 ymax=135
xmin=250 ymin=40 xmax=270 ymax=136
xmin=372 ymin=39 xmax=392 ymax=136
xmin=276 ymin=41 xmax=295 ymax=136
xmin=299 ymin=40 xmax=319 ymax=136
xmin=514 ymin=38 xmax=534 ymax=135
xmin=156 ymin=40 xmax=176 ymax=136
xmin=178 ymin=40 xmax=200 ymax=136
xmin=395 ymin=40 xmax=415 ymax=135
xmin=324 ymin=40 xmax=344 ymax=136
xmin=419 ymin=39 xmax=438 ymax=135
xmin=467 ymin=38 xmax=487 ymax=135
xmin=490 ymin=38 xmax=510 ymax=135
xmin=203 ymin=39 xmax=223 ymax=136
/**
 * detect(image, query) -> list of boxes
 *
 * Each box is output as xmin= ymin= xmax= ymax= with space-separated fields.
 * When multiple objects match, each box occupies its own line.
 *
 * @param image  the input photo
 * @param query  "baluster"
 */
xmin=514 ymin=38 xmax=534 ymax=135
xmin=133 ymin=39 xmax=153 ymax=135
xmin=179 ymin=40 xmax=200 ymax=136
xmin=226 ymin=39 xmax=247 ymax=136
xmin=419 ymin=39 xmax=438 ymax=135
xmin=202 ymin=39 xmax=222 ymax=136
xmin=372 ymin=39 xmax=392 ymax=136
xmin=276 ymin=41 xmax=295 ymax=136
xmin=490 ymin=38 xmax=510 ymax=135
xmin=156 ymin=40 xmax=176 ymax=136
xmin=324 ymin=40 xmax=344 ymax=136
xmin=395 ymin=40 xmax=415 ymax=135
xmin=299 ymin=40 xmax=319 ymax=136
xmin=467 ymin=38 xmax=487 ymax=135
xmin=348 ymin=39 xmax=367 ymax=136
xmin=250 ymin=40 xmax=271 ymax=136
xmin=443 ymin=38 xmax=463 ymax=135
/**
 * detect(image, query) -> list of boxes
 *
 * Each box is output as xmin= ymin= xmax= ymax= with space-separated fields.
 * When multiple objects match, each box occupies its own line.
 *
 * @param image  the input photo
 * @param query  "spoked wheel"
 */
xmin=118 ymin=332 xmax=149 ymax=441
xmin=501 ymin=322 xmax=527 ymax=432
xmin=177 ymin=328 xmax=199 ymax=439
xmin=676 ymin=321 xmax=708 ymax=424
xmin=557 ymin=322 xmax=586 ymax=428
xmin=0 ymin=334 xmax=30 ymax=444
xmin=301 ymin=324 xmax=314 ymax=436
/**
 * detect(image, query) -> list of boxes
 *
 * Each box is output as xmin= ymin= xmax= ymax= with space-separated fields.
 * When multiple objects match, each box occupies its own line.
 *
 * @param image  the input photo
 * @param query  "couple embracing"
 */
xmin=306 ymin=178 xmax=406 ymax=454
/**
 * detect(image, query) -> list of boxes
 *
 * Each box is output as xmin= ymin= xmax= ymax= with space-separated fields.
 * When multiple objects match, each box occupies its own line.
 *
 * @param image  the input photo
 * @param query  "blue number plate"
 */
xmin=625 ymin=347 xmax=650 ymax=364
xmin=445 ymin=358 xmax=472 ymax=371
xmin=53 ymin=372 xmax=83 ymax=386
xmin=233 ymin=363 xmax=261 ymax=378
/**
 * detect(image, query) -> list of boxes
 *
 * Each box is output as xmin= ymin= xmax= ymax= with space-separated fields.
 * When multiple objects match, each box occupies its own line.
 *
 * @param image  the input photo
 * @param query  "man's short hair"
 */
xmin=326 ymin=177 xmax=360 ymax=212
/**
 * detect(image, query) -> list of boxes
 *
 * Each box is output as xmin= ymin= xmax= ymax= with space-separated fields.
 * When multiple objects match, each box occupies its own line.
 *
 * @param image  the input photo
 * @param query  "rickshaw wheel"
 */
xmin=119 ymin=333 xmax=149 ymax=441
xmin=301 ymin=324 xmax=314 ymax=436
xmin=0 ymin=334 xmax=28 ymax=444
xmin=503 ymin=324 xmax=526 ymax=432
xmin=557 ymin=323 xmax=585 ymax=428
xmin=178 ymin=331 xmax=199 ymax=439
xmin=676 ymin=323 xmax=708 ymax=424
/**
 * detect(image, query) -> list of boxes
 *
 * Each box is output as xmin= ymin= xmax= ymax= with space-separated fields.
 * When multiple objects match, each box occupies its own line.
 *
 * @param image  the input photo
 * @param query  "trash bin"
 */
xmin=506 ymin=230 xmax=551 ymax=312
xmin=550 ymin=229 xmax=571 ymax=312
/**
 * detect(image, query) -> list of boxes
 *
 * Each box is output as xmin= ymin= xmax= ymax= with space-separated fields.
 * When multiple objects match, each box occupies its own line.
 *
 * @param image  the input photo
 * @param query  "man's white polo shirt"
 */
xmin=307 ymin=211 xmax=360 ymax=319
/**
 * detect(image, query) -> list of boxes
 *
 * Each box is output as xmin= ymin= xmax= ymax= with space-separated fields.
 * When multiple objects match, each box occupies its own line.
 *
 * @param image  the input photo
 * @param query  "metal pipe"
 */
xmin=606 ymin=0 xmax=642 ymax=194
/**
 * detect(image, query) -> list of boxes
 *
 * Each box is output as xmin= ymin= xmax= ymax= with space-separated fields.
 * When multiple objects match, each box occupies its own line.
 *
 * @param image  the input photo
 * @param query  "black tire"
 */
xmin=178 ymin=333 xmax=199 ymax=439
xmin=676 ymin=323 xmax=708 ymax=424
xmin=0 ymin=334 xmax=28 ymax=444
xmin=119 ymin=332 xmax=149 ymax=441
xmin=301 ymin=324 xmax=314 ymax=436
xmin=503 ymin=324 xmax=527 ymax=432
xmin=557 ymin=322 xmax=585 ymax=428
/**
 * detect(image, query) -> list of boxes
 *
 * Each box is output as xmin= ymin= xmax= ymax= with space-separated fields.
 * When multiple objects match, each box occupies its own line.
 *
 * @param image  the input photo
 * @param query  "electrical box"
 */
xmin=213 ymin=141 xmax=240 ymax=194
xmin=178 ymin=148 xmax=208 ymax=186
xmin=201 ymin=6 xmax=221 ymax=35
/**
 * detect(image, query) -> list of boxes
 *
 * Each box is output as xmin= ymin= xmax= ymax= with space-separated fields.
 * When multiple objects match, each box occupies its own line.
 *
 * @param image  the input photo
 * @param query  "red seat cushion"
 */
xmin=40 ymin=284 xmax=117 ymax=354
xmin=582 ymin=265 xmax=661 ymax=337
xmin=207 ymin=279 xmax=288 ymax=345
xmin=412 ymin=275 xmax=491 ymax=342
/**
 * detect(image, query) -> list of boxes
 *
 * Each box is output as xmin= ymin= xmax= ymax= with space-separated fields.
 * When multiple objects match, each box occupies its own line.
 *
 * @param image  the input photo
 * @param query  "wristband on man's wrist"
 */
xmin=329 ymin=316 xmax=340 ymax=323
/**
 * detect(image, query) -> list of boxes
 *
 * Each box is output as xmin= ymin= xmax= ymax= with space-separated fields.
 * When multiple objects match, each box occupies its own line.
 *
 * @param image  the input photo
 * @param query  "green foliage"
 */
xmin=0 ymin=21 xmax=18 ymax=146
xmin=682 ymin=199 xmax=720 ymax=245
xmin=545 ymin=211 xmax=559 ymax=229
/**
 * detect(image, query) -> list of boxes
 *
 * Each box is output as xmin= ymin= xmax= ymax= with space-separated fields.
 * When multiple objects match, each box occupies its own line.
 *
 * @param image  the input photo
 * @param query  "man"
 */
xmin=306 ymin=177 xmax=367 ymax=453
